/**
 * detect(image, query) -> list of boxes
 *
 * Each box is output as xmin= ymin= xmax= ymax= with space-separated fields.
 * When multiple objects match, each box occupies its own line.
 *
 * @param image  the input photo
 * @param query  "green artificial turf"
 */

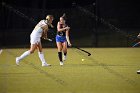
xmin=0 ymin=48 xmax=140 ymax=93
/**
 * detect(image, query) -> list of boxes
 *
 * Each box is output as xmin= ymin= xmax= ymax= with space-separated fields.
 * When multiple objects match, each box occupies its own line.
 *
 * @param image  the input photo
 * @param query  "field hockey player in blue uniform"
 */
xmin=56 ymin=14 xmax=72 ymax=66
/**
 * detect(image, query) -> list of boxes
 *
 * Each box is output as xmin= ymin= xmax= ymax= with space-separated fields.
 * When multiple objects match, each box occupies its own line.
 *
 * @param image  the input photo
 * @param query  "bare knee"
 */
xmin=30 ymin=44 xmax=37 ymax=54
xmin=57 ymin=45 xmax=62 ymax=52
xmin=29 ymin=50 xmax=35 ymax=54
xmin=63 ymin=49 xmax=67 ymax=53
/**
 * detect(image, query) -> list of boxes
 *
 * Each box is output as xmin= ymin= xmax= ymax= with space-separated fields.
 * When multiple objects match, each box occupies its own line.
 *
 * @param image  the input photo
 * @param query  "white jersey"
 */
xmin=36 ymin=20 xmax=48 ymax=28
xmin=30 ymin=20 xmax=48 ymax=44
xmin=30 ymin=20 xmax=48 ymax=38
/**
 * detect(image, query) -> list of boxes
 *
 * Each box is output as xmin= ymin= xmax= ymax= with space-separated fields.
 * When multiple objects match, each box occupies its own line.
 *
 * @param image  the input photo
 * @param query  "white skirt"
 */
xmin=30 ymin=27 xmax=42 ymax=44
xmin=30 ymin=36 xmax=41 ymax=44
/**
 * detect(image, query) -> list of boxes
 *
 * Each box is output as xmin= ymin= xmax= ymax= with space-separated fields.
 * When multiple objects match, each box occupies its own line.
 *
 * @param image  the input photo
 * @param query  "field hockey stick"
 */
xmin=43 ymin=38 xmax=53 ymax=42
xmin=132 ymin=42 xmax=140 ymax=47
xmin=72 ymin=45 xmax=91 ymax=56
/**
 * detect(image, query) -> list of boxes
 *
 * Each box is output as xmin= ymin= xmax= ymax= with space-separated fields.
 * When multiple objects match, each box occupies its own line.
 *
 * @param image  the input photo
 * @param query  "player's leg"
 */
xmin=56 ymin=42 xmax=63 ymax=65
xmin=37 ymin=42 xmax=51 ymax=67
xmin=16 ymin=44 xmax=37 ymax=65
xmin=62 ymin=41 xmax=67 ymax=61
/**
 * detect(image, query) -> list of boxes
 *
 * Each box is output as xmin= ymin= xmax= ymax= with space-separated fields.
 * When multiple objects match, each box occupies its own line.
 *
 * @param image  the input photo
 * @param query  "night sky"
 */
xmin=1 ymin=0 xmax=140 ymax=47
xmin=2 ymin=0 xmax=95 ymax=9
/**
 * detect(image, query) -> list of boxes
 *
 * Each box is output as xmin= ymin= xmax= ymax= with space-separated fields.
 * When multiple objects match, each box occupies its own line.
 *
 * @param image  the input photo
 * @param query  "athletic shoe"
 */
xmin=137 ymin=70 xmax=140 ymax=74
xmin=63 ymin=56 xmax=66 ymax=61
xmin=16 ymin=57 xmax=20 ymax=65
xmin=42 ymin=63 xmax=51 ymax=67
xmin=60 ymin=61 xmax=63 ymax=66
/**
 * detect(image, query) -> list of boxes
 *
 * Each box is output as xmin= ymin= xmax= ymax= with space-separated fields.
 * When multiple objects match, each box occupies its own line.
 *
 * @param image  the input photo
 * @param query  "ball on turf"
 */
xmin=82 ymin=59 xmax=85 ymax=61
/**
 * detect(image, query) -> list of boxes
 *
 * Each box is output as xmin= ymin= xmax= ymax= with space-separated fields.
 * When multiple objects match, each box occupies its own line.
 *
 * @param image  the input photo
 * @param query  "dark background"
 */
xmin=1 ymin=0 xmax=140 ymax=48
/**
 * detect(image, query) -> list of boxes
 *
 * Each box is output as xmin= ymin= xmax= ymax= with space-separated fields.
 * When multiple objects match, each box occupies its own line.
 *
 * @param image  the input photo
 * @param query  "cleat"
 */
xmin=60 ymin=61 xmax=63 ymax=66
xmin=63 ymin=56 xmax=66 ymax=61
xmin=42 ymin=63 xmax=51 ymax=67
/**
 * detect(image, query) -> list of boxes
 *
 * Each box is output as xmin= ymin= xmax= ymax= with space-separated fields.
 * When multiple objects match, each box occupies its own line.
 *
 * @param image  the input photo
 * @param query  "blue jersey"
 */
xmin=56 ymin=23 xmax=67 ymax=43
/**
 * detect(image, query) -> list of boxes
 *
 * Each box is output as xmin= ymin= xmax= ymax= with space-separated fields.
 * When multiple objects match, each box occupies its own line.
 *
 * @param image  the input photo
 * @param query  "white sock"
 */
xmin=38 ymin=52 xmax=47 ymax=64
xmin=64 ymin=55 xmax=66 ymax=58
xmin=18 ymin=51 xmax=30 ymax=60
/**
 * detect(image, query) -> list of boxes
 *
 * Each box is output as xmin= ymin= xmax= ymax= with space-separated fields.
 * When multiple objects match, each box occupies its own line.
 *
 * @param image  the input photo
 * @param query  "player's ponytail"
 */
xmin=61 ymin=13 xmax=66 ymax=20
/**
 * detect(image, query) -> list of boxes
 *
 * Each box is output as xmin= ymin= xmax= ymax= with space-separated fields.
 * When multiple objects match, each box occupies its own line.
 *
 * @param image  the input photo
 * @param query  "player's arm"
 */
xmin=66 ymin=28 xmax=71 ymax=46
xmin=57 ymin=22 xmax=70 ymax=32
xmin=41 ymin=25 xmax=48 ymax=40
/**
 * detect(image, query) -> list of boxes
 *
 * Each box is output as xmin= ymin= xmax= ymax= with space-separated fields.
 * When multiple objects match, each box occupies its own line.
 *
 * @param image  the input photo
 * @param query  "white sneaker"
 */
xmin=42 ymin=63 xmax=51 ymax=67
xmin=16 ymin=57 xmax=20 ymax=65
xmin=137 ymin=70 xmax=140 ymax=74
xmin=60 ymin=61 xmax=63 ymax=66
xmin=63 ymin=56 xmax=66 ymax=61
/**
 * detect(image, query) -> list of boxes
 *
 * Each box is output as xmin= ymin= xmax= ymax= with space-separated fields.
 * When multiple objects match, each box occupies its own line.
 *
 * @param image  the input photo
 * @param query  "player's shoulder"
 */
xmin=40 ymin=20 xmax=45 ymax=22
xmin=57 ymin=21 xmax=60 ymax=24
xmin=38 ymin=20 xmax=44 ymax=24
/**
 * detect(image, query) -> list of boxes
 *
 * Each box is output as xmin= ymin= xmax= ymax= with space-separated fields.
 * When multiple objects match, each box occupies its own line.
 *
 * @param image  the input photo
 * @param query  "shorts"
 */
xmin=56 ymin=35 xmax=66 ymax=43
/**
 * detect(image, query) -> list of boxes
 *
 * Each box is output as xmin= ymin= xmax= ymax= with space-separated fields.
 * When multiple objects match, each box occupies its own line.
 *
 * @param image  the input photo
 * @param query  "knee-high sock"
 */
xmin=38 ymin=52 xmax=47 ymax=64
xmin=18 ymin=51 xmax=30 ymax=60
xmin=64 ymin=52 xmax=67 ymax=56
xmin=58 ymin=52 xmax=62 ymax=62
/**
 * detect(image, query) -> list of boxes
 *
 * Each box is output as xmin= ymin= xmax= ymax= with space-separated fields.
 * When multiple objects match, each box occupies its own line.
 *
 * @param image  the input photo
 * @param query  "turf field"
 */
xmin=0 ymin=48 xmax=140 ymax=93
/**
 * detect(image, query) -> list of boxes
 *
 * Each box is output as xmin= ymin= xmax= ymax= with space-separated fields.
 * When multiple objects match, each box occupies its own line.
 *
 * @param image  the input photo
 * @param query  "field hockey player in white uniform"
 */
xmin=16 ymin=15 xmax=54 ymax=67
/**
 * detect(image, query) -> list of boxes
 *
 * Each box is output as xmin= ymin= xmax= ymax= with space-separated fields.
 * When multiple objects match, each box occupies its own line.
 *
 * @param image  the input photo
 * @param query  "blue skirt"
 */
xmin=56 ymin=35 xmax=67 ymax=43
